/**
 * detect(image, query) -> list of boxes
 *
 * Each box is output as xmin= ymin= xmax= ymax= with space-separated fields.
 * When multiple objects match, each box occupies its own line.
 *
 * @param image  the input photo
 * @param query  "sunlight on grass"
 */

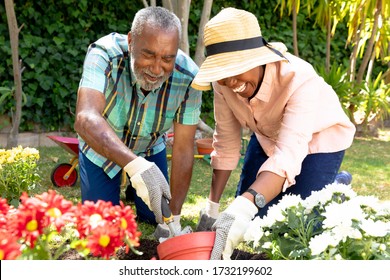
xmin=340 ymin=128 xmax=390 ymax=200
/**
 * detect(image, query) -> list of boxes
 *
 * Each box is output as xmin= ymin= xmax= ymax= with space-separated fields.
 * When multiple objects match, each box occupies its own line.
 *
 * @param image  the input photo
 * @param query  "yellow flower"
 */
xmin=99 ymin=235 xmax=110 ymax=247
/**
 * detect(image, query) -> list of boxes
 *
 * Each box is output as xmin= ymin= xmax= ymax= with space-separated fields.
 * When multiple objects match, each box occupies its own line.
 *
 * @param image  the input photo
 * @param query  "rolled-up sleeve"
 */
xmin=210 ymin=88 xmax=242 ymax=170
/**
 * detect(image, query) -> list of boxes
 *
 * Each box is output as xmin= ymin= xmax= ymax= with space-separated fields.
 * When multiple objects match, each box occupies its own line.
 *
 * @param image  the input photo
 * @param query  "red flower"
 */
xmin=116 ymin=202 xmax=141 ymax=249
xmin=86 ymin=221 xmax=122 ymax=259
xmin=0 ymin=231 xmax=22 ymax=260
xmin=73 ymin=200 xmax=141 ymax=256
xmin=0 ymin=198 xmax=10 ymax=231
xmin=73 ymin=200 xmax=115 ymax=238
xmin=7 ymin=191 xmax=75 ymax=247
xmin=35 ymin=190 xmax=75 ymax=232
xmin=8 ymin=194 xmax=46 ymax=247
xmin=0 ymin=198 xmax=9 ymax=215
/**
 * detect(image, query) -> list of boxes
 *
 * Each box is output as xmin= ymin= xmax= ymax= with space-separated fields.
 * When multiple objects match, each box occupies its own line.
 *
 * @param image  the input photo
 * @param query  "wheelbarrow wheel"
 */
xmin=51 ymin=163 xmax=78 ymax=187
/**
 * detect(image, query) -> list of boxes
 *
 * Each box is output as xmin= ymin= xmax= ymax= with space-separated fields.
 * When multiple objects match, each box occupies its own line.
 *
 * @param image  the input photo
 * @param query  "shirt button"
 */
xmin=137 ymin=122 xmax=141 ymax=125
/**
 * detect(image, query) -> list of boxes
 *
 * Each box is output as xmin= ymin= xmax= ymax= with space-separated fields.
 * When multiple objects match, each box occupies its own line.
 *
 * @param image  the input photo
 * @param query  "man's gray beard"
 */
xmin=130 ymin=54 xmax=169 ymax=91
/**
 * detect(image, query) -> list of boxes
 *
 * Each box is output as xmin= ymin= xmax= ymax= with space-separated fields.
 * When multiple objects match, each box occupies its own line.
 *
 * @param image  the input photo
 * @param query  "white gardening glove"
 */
xmin=124 ymin=157 xmax=171 ymax=224
xmin=210 ymin=196 xmax=258 ymax=260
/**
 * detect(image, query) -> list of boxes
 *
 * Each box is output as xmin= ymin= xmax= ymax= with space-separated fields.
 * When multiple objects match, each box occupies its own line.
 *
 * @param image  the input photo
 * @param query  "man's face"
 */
xmin=128 ymin=26 xmax=179 ymax=91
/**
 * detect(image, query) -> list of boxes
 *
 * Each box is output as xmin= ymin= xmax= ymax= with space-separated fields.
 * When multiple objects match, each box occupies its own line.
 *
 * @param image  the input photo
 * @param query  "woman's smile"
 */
xmin=232 ymin=83 xmax=247 ymax=93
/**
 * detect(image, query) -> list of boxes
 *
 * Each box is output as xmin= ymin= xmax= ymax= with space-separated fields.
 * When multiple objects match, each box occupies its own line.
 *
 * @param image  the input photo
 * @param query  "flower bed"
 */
xmin=0 ymin=191 xmax=141 ymax=260
xmin=244 ymin=183 xmax=390 ymax=260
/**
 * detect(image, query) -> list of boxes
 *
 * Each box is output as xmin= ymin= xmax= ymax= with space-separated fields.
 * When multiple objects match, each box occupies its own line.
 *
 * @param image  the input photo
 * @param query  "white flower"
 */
xmin=322 ymin=201 xmax=365 ymax=229
xmin=262 ymin=242 xmax=272 ymax=249
xmin=323 ymin=182 xmax=357 ymax=199
xmin=360 ymin=219 xmax=390 ymax=237
xmin=332 ymin=223 xmax=362 ymax=242
xmin=263 ymin=204 xmax=285 ymax=223
xmin=276 ymin=194 xmax=302 ymax=210
xmin=309 ymin=231 xmax=340 ymax=255
xmin=353 ymin=195 xmax=379 ymax=207
xmin=244 ymin=216 xmax=264 ymax=247
xmin=376 ymin=201 xmax=390 ymax=216
xmin=244 ymin=182 xmax=390 ymax=260
xmin=304 ymin=183 xmax=357 ymax=211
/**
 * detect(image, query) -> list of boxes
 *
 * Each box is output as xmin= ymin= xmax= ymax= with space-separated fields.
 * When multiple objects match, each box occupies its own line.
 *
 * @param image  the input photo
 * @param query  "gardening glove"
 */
xmin=196 ymin=209 xmax=217 ymax=232
xmin=210 ymin=196 xmax=258 ymax=260
xmin=124 ymin=157 xmax=171 ymax=224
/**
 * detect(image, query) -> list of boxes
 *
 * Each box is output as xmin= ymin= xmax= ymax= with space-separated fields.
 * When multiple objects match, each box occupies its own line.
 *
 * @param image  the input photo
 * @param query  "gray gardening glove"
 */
xmin=124 ymin=157 xmax=171 ymax=224
xmin=196 ymin=209 xmax=217 ymax=232
xmin=210 ymin=196 xmax=258 ymax=260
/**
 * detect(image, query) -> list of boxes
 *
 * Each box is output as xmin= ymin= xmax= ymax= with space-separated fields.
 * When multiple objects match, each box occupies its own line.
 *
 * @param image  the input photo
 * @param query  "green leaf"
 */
xmin=53 ymin=36 xmax=66 ymax=46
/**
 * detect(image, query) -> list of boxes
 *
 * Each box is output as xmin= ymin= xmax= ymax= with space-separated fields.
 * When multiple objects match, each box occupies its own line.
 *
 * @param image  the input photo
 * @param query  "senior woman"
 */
xmin=191 ymin=7 xmax=356 ymax=260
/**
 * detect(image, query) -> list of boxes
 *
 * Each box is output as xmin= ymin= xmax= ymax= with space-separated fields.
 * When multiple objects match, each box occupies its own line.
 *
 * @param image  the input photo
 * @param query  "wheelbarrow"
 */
xmin=47 ymin=135 xmax=79 ymax=187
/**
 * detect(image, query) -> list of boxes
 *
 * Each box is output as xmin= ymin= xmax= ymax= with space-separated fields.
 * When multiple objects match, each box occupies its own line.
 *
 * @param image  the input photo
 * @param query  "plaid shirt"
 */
xmin=78 ymin=33 xmax=202 ymax=178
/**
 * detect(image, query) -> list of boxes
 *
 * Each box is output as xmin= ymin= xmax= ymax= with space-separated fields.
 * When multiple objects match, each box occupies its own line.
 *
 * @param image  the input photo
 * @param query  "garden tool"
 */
xmin=161 ymin=197 xmax=178 ymax=237
xmin=160 ymin=197 xmax=193 ymax=243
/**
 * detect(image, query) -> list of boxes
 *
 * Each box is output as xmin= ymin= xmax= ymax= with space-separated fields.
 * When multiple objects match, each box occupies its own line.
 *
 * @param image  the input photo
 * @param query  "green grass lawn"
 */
xmin=33 ymin=128 xmax=390 ymax=237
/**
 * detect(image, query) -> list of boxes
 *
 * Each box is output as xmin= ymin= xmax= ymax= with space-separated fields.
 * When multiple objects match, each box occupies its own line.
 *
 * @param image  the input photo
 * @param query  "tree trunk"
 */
xmin=177 ymin=0 xmax=190 ymax=55
xmin=356 ymin=0 xmax=381 ymax=84
xmin=386 ymin=43 xmax=390 ymax=84
xmin=194 ymin=0 xmax=213 ymax=66
xmin=5 ymin=0 xmax=23 ymax=148
xmin=348 ymin=4 xmax=366 ymax=83
xmin=366 ymin=39 xmax=378 ymax=83
xmin=292 ymin=1 xmax=299 ymax=57
xmin=162 ymin=0 xmax=173 ymax=11
xmin=325 ymin=9 xmax=331 ymax=74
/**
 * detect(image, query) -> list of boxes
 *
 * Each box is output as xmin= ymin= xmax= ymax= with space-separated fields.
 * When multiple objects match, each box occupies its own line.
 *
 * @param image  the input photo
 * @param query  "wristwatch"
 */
xmin=245 ymin=189 xmax=266 ymax=209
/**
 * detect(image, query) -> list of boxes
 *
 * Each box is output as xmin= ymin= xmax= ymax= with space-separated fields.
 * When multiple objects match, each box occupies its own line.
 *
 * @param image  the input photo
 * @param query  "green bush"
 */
xmin=1 ymin=1 xmax=353 ymax=132
xmin=0 ymin=0 xmax=141 ymax=131
xmin=0 ymin=146 xmax=40 ymax=206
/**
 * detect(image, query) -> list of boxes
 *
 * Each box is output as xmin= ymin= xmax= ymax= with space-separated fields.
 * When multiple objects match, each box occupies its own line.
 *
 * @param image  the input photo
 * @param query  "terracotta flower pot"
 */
xmin=157 ymin=231 xmax=216 ymax=260
xmin=195 ymin=138 xmax=213 ymax=155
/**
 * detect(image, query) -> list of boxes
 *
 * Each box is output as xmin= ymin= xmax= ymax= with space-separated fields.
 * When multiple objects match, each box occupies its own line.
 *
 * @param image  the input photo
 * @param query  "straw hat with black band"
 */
xmin=191 ymin=7 xmax=290 ymax=91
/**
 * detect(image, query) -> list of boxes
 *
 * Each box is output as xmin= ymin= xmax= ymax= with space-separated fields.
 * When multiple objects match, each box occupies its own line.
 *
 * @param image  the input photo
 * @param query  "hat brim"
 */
xmin=192 ymin=44 xmax=288 ymax=91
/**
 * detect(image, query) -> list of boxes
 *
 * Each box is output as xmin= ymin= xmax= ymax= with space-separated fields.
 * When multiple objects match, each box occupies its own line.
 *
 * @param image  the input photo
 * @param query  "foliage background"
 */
xmin=0 ymin=0 xmax=385 ymax=131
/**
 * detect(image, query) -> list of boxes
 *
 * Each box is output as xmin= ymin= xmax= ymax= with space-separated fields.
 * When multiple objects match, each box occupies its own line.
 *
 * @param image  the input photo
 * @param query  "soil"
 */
xmin=59 ymin=238 xmax=267 ymax=260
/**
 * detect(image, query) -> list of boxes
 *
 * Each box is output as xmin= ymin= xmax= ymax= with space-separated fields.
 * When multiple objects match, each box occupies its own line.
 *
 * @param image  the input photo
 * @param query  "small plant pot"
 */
xmin=157 ymin=231 xmax=216 ymax=260
xmin=195 ymin=138 xmax=213 ymax=155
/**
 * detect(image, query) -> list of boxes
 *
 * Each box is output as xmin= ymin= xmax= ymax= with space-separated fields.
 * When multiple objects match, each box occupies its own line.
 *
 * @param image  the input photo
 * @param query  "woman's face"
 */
xmin=216 ymin=66 xmax=265 ymax=99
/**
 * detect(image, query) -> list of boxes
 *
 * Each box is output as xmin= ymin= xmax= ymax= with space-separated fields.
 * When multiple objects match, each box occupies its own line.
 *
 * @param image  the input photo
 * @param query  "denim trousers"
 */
xmin=79 ymin=148 xmax=168 ymax=225
xmin=236 ymin=133 xmax=345 ymax=218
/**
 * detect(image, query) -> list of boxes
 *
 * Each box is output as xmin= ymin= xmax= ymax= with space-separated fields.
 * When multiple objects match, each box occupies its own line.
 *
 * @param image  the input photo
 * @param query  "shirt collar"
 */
xmin=252 ymin=63 xmax=274 ymax=103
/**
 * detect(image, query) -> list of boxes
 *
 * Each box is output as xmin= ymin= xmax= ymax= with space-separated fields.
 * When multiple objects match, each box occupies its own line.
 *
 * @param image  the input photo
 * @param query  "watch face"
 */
xmin=255 ymin=193 xmax=266 ymax=208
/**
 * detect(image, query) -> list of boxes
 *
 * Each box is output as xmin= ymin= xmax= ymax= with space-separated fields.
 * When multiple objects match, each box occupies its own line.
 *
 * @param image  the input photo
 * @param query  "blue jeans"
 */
xmin=236 ymin=133 xmax=345 ymax=217
xmin=79 ymin=148 xmax=168 ymax=225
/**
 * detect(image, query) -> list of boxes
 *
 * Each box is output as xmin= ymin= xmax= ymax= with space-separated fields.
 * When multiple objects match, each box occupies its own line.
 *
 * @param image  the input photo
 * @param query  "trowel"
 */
xmin=161 ymin=197 xmax=178 ymax=237
xmin=160 ymin=197 xmax=192 ymax=242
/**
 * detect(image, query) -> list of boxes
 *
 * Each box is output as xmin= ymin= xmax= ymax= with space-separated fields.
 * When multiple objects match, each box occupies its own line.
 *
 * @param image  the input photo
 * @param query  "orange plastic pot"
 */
xmin=195 ymin=138 xmax=213 ymax=155
xmin=157 ymin=231 xmax=216 ymax=260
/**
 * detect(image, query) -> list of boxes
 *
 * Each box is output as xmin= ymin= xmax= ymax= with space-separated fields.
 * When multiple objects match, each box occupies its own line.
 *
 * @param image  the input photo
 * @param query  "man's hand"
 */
xmin=210 ymin=196 xmax=258 ymax=260
xmin=124 ymin=157 xmax=171 ymax=224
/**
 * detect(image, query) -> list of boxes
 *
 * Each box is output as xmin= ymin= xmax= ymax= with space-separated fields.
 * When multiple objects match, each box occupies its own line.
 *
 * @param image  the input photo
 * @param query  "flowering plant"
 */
xmin=0 ymin=190 xmax=141 ymax=260
xmin=0 ymin=146 xmax=40 ymax=206
xmin=244 ymin=183 xmax=390 ymax=260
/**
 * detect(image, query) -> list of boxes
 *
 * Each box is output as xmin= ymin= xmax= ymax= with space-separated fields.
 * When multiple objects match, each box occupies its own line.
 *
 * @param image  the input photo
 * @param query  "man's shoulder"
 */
xmin=174 ymin=49 xmax=199 ymax=77
xmin=92 ymin=33 xmax=128 ymax=57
